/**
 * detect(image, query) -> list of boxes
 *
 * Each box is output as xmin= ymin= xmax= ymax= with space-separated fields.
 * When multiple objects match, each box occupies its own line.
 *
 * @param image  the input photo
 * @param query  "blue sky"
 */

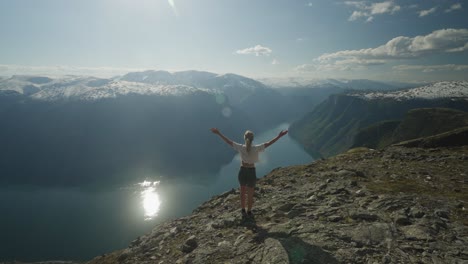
xmin=0 ymin=0 xmax=467 ymax=82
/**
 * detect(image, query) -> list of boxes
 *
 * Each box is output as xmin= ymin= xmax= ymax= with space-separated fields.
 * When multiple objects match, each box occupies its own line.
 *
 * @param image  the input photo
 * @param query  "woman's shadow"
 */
xmin=240 ymin=216 xmax=340 ymax=264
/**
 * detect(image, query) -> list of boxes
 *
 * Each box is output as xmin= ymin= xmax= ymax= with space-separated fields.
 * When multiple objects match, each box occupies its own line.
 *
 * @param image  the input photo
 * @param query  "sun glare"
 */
xmin=140 ymin=181 xmax=161 ymax=220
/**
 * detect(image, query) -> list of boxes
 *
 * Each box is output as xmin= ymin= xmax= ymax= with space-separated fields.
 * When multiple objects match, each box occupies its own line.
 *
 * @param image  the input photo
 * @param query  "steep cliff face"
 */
xmin=290 ymin=93 xmax=468 ymax=158
xmin=87 ymin=143 xmax=468 ymax=264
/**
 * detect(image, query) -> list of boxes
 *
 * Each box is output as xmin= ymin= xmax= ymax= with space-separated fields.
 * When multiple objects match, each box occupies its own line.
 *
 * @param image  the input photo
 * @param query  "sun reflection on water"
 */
xmin=139 ymin=181 xmax=161 ymax=220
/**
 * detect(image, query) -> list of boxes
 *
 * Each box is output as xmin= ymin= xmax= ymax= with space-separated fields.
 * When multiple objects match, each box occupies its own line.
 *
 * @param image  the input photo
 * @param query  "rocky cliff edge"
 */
xmin=88 ymin=145 xmax=468 ymax=264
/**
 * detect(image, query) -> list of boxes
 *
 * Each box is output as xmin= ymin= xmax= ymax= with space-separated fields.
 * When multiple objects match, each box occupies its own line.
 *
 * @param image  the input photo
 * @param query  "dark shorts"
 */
xmin=238 ymin=167 xmax=256 ymax=188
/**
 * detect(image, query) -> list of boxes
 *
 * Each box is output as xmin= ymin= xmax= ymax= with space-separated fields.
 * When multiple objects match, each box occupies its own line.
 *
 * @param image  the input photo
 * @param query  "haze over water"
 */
xmin=0 ymin=123 xmax=312 ymax=262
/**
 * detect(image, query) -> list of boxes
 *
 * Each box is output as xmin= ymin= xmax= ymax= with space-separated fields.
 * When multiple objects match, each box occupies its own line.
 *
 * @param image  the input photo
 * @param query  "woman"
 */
xmin=210 ymin=128 xmax=288 ymax=218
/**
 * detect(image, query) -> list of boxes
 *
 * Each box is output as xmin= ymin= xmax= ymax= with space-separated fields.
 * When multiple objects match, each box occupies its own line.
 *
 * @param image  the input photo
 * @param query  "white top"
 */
xmin=232 ymin=142 xmax=265 ymax=164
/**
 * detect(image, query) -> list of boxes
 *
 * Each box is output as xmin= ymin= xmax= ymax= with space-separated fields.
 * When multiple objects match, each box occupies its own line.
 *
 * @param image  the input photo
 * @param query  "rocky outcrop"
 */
xmin=87 ymin=145 xmax=468 ymax=263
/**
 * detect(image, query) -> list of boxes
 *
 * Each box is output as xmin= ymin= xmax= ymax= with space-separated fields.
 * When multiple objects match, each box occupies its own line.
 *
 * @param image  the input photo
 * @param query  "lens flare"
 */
xmin=215 ymin=93 xmax=226 ymax=104
xmin=168 ymin=0 xmax=178 ymax=16
xmin=222 ymin=107 xmax=232 ymax=117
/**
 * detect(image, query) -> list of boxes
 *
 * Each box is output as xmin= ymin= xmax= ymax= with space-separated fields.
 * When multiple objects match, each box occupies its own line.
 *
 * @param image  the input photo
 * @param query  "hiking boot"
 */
xmin=241 ymin=208 xmax=247 ymax=217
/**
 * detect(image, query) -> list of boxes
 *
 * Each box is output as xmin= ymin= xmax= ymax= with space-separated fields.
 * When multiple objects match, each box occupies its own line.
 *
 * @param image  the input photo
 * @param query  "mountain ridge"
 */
xmin=290 ymin=81 xmax=468 ymax=158
xmin=0 ymin=71 xmax=271 ymax=103
xmin=352 ymin=81 xmax=468 ymax=101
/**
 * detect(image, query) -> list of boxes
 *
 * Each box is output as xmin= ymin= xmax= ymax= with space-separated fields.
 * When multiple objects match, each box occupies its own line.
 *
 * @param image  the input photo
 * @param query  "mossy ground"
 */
xmin=332 ymin=146 xmax=468 ymax=226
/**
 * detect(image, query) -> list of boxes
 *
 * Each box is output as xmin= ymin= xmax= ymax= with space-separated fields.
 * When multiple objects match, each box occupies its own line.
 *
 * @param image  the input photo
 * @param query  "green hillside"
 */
xmin=353 ymin=108 xmax=468 ymax=149
xmin=392 ymin=108 xmax=468 ymax=143
xmin=352 ymin=120 xmax=401 ymax=149
xmin=290 ymin=94 xmax=468 ymax=158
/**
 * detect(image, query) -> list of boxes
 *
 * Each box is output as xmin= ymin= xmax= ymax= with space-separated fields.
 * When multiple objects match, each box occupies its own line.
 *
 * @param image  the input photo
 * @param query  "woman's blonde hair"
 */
xmin=244 ymin=130 xmax=254 ymax=152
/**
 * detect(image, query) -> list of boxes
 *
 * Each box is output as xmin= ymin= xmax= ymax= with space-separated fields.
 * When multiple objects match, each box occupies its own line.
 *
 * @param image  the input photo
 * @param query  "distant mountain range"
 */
xmin=0 ymin=72 xmax=253 ymax=101
xmin=0 ymin=71 xmax=307 ymax=186
xmin=261 ymin=77 xmax=422 ymax=120
xmin=289 ymin=81 xmax=468 ymax=158
xmin=0 ymin=71 xmax=282 ymax=106
xmin=0 ymin=71 xmax=288 ymax=186
xmin=0 ymin=71 xmax=298 ymax=129
xmin=1 ymin=70 xmax=466 ymax=186
xmin=259 ymin=77 xmax=421 ymax=91
xmin=0 ymin=72 xmax=421 ymax=125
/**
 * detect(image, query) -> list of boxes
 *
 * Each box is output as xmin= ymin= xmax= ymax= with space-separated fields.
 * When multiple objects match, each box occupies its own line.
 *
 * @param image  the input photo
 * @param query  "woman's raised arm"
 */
xmin=264 ymin=130 xmax=288 ymax=148
xmin=210 ymin=128 xmax=234 ymax=147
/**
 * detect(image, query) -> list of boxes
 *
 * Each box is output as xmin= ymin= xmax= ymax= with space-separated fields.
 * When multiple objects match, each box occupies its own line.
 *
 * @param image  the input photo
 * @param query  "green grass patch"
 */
xmin=366 ymin=178 xmax=433 ymax=195
xmin=366 ymin=178 xmax=468 ymax=226
xmin=346 ymin=147 xmax=372 ymax=154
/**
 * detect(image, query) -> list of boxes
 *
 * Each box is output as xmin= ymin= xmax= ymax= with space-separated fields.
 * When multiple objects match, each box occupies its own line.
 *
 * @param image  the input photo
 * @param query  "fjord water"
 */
xmin=0 ymin=123 xmax=312 ymax=262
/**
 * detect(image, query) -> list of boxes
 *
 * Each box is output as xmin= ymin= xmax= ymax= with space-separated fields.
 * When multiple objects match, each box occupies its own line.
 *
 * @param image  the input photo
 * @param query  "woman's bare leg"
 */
xmin=247 ymin=187 xmax=255 ymax=212
xmin=240 ymin=185 xmax=247 ymax=209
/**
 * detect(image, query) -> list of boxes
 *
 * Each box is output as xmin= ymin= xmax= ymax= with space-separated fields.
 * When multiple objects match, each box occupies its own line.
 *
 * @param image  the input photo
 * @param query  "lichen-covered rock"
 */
xmin=181 ymin=235 xmax=198 ymax=253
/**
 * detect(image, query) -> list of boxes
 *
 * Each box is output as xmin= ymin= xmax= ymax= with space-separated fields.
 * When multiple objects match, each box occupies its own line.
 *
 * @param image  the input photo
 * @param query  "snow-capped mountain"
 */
xmin=0 ymin=70 xmax=294 ymax=133
xmin=0 ymin=70 xmax=270 ymax=105
xmin=259 ymin=77 xmax=417 ymax=91
xmin=355 ymin=81 xmax=468 ymax=101
xmin=120 ymin=70 xmax=270 ymax=106
xmin=0 ymin=75 xmax=212 ymax=101
xmin=31 ymin=80 xmax=207 ymax=101
xmin=120 ymin=70 xmax=266 ymax=92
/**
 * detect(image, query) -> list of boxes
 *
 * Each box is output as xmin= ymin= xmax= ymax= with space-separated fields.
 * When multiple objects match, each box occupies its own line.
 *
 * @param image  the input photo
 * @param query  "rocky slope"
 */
xmin=87 ymin=143 xmax=468 ymax=263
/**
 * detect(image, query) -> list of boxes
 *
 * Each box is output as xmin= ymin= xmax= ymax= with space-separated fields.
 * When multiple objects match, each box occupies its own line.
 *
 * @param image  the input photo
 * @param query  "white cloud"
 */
xmin=346 ymin=1 xmax=401 ymax=22
xmin=335 ymin=58 xmax=386 ymax=66
xmin=294 ymin=59 xmax=384 ymax=72
xmin=294 ymin=64 xmax=316 ymax=72
xmin=307 ymin=2 xmax=313 ymax=7
xmin=370 ymin=1 xmax=400 ymax=14
xmin=315 ymin=28 xmax=468 ymax=71
xmin=349 ymin=11 xmax=368 ymax=21
xmin=445 ymin=3 xmax=462 ymax=13
xmin=318 ymin=28 xmax=468 ymax=60
xmin=418 ymin=7 xmax=437 ymax=17
xmin=345 ymin=1 xmax=366 ymax=9
xmin=315 ymin=58 xmax=386 ymax=72
xmin=272 ymin=59 xmax=280 ymax=65
xmin=236 ymin=45 xmax=272 ymax=56
xmin=446 ymin=43 xmax=468 ymax=52
xmin=393 ymin=64 xmax=468 ymax=72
